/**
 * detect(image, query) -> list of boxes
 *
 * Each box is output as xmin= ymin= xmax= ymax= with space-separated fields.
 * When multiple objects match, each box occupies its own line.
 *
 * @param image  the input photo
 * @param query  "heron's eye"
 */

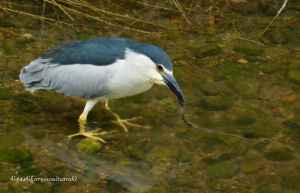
xmin=156 ymin=64 xmax=163 ymax=71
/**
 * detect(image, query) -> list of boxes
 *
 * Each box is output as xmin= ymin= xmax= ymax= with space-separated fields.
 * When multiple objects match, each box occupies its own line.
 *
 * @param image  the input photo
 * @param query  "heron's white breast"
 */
xmin=105 ymin=49 xmax=162 ymax=99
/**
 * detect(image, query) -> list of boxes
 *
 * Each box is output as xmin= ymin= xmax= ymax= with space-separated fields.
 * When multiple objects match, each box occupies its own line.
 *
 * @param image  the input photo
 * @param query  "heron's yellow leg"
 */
xmin=68 ymin=99 xmax=107 ymax=143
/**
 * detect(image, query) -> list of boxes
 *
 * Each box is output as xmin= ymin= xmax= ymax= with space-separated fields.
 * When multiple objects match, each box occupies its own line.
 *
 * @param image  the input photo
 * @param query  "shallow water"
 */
xmin=1 ymin=0 xmax=300 ymax=192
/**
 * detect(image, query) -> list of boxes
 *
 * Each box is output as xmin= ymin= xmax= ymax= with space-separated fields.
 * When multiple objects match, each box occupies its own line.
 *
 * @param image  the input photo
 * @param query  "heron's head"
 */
xmin=152 ymin=62 xmax=186 ymax=104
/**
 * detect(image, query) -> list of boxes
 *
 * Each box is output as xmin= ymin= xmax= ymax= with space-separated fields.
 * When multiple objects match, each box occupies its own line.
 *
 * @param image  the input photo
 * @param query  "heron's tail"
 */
xmin=19 ymin=58 xmax=54 ymax=92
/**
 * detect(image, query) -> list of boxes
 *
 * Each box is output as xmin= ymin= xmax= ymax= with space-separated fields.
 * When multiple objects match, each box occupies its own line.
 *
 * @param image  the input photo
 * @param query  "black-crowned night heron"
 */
xmin=20 ymin=37 xmax=186 ymax=142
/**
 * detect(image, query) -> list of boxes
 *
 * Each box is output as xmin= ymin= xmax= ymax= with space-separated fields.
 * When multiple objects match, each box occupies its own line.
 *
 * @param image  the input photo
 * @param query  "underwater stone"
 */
xmin=282 ymin=119 xmax=300 ymax=129
xmin=206 ymin=162 xmax=239 ymax=178
xmin=0 ymin=170 xmax=15 ymax=182
xmin=263 ymin=148 xmax=295 ymax=161
xmin=287 ymin=69 xmax=300 ymax=84
xmin=242 ymin=162 xmax=261 ymax=173
xmin=270 ymin=28 xmax=290 ymax=44
xmin=0 ymin=18 xmax=16 ymax=27
xmin=199 ymin=81 xmax=227 ymax=95
xmin=126 ymin=142 xmax=154 ymax=160
xmin=265 ymin=47 xmax=290 ymax=59
xmin=168 ymin=176 xmax=196 ymax=187
xmin=254 ymin=141 xmax=271 ymax=151
xmin=196 ymin=44 xmax=221 ymax=58
xmin=76 ymin=138 xmax=102 ymax=154
xmin=232 ymin=78 xmax=260 ymax=98
xmin=29 ymin=183 xmax=50 ymax=193
xmin=200 ymin=96 xmax=232 ymax=110
xmin=258 ymin=62 xmax=281 ymax=74
xmin=245 ymin=128 xmax=274 ymax=138
xmin=234 ymin=117 xmax=257 ymax=126
xmin=0 ymin=88 xmax=13 ymax=100
xmin=13 ymin=93 xmax=41 ymax=104
xmin=217 ymin=152 xmax=237 ymax=161
xmin=235 ymin=45 xmax=263 ymax=56
xmin=0 ymin=149 xmax=32 ymax=163
xmin=216 ymin=135 xmax=241 ymax=146
xmin=41 ymin=97 xmax=72 ymax=114
xmin=176 ymin=153 xmax=193 ymax=162
xmin=280 ymin=174 xmax=300 ymax=189
xmin=187 ymin=39 xmax=204 ymax=49
xmin=291 ymin=33 xmax=300 ymax=43
xmin=0 ymin=132 xmax=25 ymax=149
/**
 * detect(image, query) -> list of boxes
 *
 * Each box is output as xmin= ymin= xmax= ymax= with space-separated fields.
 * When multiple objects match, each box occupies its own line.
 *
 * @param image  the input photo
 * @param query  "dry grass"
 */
xmin=1 ymin=0 xmax=195 ymax=35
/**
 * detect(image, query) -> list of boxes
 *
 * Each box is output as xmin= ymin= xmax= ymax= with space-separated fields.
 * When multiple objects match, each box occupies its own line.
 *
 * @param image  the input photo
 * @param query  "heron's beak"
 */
xmin=162 ymin=73 xmax=186 ymax=104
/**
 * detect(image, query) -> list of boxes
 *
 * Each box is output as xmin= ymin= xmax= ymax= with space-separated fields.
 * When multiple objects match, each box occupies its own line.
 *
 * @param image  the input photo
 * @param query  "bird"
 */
xmin=19 ymin=37 xmax=186 ymax=143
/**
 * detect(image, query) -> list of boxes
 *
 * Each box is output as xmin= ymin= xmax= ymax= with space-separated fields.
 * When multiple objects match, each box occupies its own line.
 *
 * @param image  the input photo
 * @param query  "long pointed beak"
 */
xmin=162 ymin=73 xmax=186 ymax=104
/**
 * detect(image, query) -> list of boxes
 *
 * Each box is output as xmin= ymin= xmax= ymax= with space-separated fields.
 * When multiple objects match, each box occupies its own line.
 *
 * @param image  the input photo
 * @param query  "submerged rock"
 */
xmin=0 ymin=149 xmax=32 ymax=163
xmin=232 ymin=78 xmax=260 ymax=98
xmin=245 ymin=128 xmax=275 ymax=138
xmin=254 ymin=141 xmax=271 ymax=151
xmin=280 ymin=173 xmax=300 ymax=189
xmin=206 ymin=162 xmax=239 ymax=178
xmin=282 ymin=120 xmax=300 ymax=129
xmin=235 ymin=45 xmax=263 ymax=56
xmin=176 ymin=152 xmax=193 ymax=162
xmin=234 ymin=116 xmax=257 ymax=126
xmin=200 ymin=96 xmax=233 ymax=110
xmin=41 ymin=96 xmax=72 ymax=114
xmin=0 ymin=132 xmax=25 ymax=149
xmin=258 ymin=62 xmax=281 ymax=74
xmin=196 ymin=44 xmax=221 ymax=58
xmin=291 ymin=33 xmax=300 ymax=43
xmin=168 ymin=175 xmax=196 ymax=187
xmin=0 ymin=170 xmax=15 ymax=182
xmin=0 ymin=88 xmax=13 ymax=100
xmin=263 ymin=148 xmax=295 ymax=161
xmin=76 ymin=138 xmax=102 ymax=154
xmin=288 ymin=69 xmax=300 ymax=84
xmin=199 ymin=81 xmax=227 ymax=95
xmin=216 ymin=135 xmax=241 ymax=146
xmin=242 ymin=162 xmax=261 ymax=173
xmin=270 ymin=28 xmax=290 ymax=44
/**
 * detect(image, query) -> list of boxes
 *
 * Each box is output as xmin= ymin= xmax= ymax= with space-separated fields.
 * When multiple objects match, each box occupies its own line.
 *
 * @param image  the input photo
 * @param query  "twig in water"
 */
xmin=179 ymin=101 xmax=259 ymax=142
xmin=50 ymin=0 xmax=74 ymax=20
xmin=260 ymin=0 xmax=289 ymax=37
xmin=172 ymin=0 xmax=191 ymax=25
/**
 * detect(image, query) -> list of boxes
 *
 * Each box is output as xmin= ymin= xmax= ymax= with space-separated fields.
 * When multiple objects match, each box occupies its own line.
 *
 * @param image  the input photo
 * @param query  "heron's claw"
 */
xmin=111 ymin=116 xmax=151 ymax=132
xmin=68 ymin=120 xmax=107 ymax=143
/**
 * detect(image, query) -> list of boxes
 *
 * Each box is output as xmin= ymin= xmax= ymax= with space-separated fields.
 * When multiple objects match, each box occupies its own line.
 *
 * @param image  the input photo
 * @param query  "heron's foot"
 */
xmin=102 ymin=101 xmax=150 ymax=132
xmin=111 ymin=116 xmax=151 ymax=132
xmin=68 ymin=121 xmax=107 ymax=143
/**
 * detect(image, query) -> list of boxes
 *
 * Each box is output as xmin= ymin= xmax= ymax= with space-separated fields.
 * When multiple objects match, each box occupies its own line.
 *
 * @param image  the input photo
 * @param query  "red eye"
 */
xmin=157 ymin=64 xmax=163 ymax=71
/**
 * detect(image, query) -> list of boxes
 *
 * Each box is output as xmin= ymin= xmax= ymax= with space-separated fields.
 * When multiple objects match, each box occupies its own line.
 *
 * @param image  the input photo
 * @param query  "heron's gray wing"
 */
xmin=19 ymin=58 xmax=110 ymax=99
xmin=40 ymin=37 xmax=127 ymax=66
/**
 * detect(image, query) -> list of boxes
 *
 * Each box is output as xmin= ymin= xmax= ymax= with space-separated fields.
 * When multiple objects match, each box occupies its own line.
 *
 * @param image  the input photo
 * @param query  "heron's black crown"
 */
xmin=41 ymin=37 xmax=173 ymax=71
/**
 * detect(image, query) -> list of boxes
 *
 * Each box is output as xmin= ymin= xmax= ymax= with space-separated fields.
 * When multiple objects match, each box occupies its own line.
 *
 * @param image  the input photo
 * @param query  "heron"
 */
xmin=20 ymin=37 xmax=186 ymax=142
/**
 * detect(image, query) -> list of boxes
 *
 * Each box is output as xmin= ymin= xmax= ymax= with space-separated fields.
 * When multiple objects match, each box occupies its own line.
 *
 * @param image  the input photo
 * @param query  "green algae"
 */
xmin=235 ymin=44 xmax=263 ymax=56
xmin=196 ymin=44 xmax=221 ymax=58
xmin=263 ymin=148 xmax=295 ymax=161
xmin=0 ymin=88 xmax=13 ymax=100
xmin=0 ymin=132 xmax=25 ymax=149
xmin=0 ymin=149 xmax=32 ymax=163
xmin=76 ymin=138 xmax=102 ymax=154
xmin=206 ymin=162 xmax=239 ymax=178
